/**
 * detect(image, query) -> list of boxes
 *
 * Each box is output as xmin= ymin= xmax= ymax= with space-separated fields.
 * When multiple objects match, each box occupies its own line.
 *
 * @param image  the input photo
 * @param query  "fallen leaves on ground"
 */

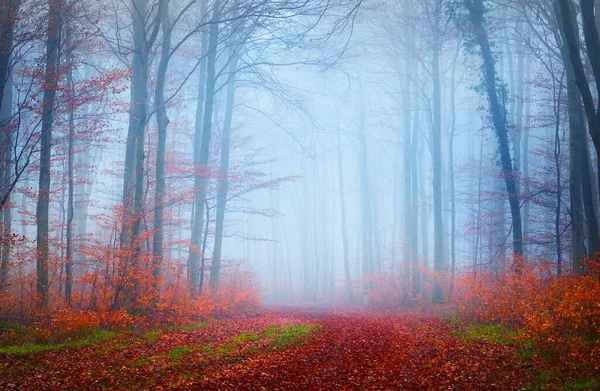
xmin=0 ymin=309 xmax=541 ymax=390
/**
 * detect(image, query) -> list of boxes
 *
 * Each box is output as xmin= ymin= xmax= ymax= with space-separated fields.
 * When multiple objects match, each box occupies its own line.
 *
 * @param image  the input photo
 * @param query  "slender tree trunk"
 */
xmin=188 ymin=0 xmax=209 ymax=295
xmin=554 ymin=77 xmax=564 ymax=274
xmin=411 ymin=75 xmax=420 ymax=297
xmin=432 ymin=29 xmax=444 ymax=302
xmin=115 ymin=0 xmax=155 ymax=309
xmin=190 ymin=0 xmax=221 ymax=294
xmin=464 ymin=0 xmax=523 ymax=265
xmin=300 ymin=153 xmax=311 ymax=300
xmin=558 ymin=0 xmax=600 ymax=214
xmin=37 ymin=0 xmax=62 ymax=309
xmin=0 ymin=0 xmax=21 ymax=117
xmin=556 ymin=0 xmax=600 ymax=262
xmin=153 ymin=0 xmax=171 ymax=291
xmin=357 ymin=84 xmax=373 ymax=304
xmin=558 ymin=3 xmax=586 ymax=270
xmin=211 ymin=49 xmax=238 ymax=289
xmin=199 ymin=200 xmax=210 ymax=293
xmin=65 ymin=55 xmax=75 ymax=305
xmin=523 ymin=57 xmax=531 ymax=252
xmin=449 ymin=45 xmax=459 ymax=295
xmin=402 ymin=54 xmax=412 ymax=301
xmin=336 ymin=123 xmax=354 ymax=302
xmin=0 ymin=71 xmax=12 ymax=289
xmin=514 ymin=22 xmax=524 ymax=200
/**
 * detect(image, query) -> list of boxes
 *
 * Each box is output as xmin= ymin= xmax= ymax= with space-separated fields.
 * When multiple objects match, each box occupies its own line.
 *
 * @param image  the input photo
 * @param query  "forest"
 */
xmin=1 ymin=0 xmax=600 ymax=389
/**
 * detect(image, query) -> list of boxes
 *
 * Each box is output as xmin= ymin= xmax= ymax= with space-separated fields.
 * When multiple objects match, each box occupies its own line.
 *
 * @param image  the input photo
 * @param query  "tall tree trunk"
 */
xmin=554 ymin=78 xmax=564 ymax=274
xmin=523 ymin=58 xmax=531 ymax=252
xmin=464 ymin=0 xmax=523 ymax=265
xmin=556 ymin=0 xmax=600 ymax=263
xmin=0 ymin=69 xmax=12 ymax=289
xmin=65 ymin=54 xmax=75 ymax=305
xmin=188 ymin=0 xmax=208 ymax=294
xmin=0 ymin=0 xmax=21 ymax=117
xmin=300 ymin=153 xmax=311 ymax=300
xmin=402 ymin=52 xmax=412 ymax=301
xmin=431 ymin=26 xmax=444 ymax=302
xmin=211 ymin=49 xmax=238 ymax=289
xmin=36 ymin=0 xmax=62 ymax=309
xmin=336 ymin=122 xmax=354 ymax=302
xmin=557 ymin=0 xmax=587 ymax=270
xmin=153 ymin=0 xmax=171 ymax=291
xmin=114 ymin=0 xmax=156 ymax=309
xmin=558 ymin=0 xmax=600 ymax=215
xmin=514 ymin=22 xmax=524 ymax=202
xmin=189 ymin=0 xmax=221 ymax=295
xmin=449 ymin=45 xmax=459 ymax=295
xmin=411 ymin=74 xmax=420 ymax=297
xmin=357 ymin=84 xmax=373 ymax=304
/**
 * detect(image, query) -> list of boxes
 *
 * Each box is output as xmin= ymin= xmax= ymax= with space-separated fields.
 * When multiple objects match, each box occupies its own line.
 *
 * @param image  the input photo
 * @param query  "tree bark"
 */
xmin=0 ymin=0 xmax=21 ymax=116
xmin=556 ymin=0 xmax=600 ymax=264
xmin=464 ymin=0 xmax=523 ymax=266
xmin=65 ymin=54 xmax=75 ymax=305
xmin=36 ymin=0 xmax=62 ymax=309
xmin=0 ymin=68 xmax=12 ymax=289
xmin=153 ymin=0 xmax=171 ymax=290
xmin=556 ymin=0 xmax=587 ymax=271
xmin=431 ymin=19 xmax=444 ymax=302
xmin=189 ymin=0 xmax=221 ymax=294
xmin=188 ymin=0 xmax=209 ymax=295
xmin=357 ymin=83 xmax=373 ymax=304
xmin=211 ymin=48 xmax=238 ymax=289
xmin=336 ymin=121 xmax=354 ymax=302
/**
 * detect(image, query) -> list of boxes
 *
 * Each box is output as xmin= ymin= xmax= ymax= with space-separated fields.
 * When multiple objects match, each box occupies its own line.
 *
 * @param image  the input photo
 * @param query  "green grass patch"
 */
xmin=263 ymin=324 xmax=321 ymax=348
xmin=0 ymin=329 xmax=116 ymax=355
xmin=142 ymin=330 xmax=162 ymax=343
xmin=166 ymin=345 xmax=194 ymax=360
xmin=458 ymin=323 xmax=520 ymax=345
xmin=232 ymin=331 xmax=260 ymax=343
xmin=165 ymin=320 xmax=209 ymax=333
xmin=567 ymin=379 xmax=600 ymax=390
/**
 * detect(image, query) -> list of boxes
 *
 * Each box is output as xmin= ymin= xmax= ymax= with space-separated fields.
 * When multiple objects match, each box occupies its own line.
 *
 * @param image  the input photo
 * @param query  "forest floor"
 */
xmin=0 ymin=307 xmax=595 ymax=390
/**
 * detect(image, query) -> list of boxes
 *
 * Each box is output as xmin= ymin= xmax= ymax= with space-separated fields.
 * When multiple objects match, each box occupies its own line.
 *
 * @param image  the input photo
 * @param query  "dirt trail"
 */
xmin=0 ymin=309 xmax=533 ymax=390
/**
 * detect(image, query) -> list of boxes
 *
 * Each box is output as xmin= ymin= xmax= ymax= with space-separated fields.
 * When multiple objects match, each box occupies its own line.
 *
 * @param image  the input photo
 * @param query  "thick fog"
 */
xmin=0 ymin=0 xmax=590 ymax=310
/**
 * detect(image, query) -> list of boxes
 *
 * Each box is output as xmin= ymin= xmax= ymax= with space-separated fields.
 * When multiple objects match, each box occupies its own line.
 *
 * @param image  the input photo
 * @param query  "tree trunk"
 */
xmin=115 ymin=0 xmax=155 ymax=309
xmin=556 ymin=0 xmax=600 ymax=264
xmin=402 ymin=53 xmax=412 ymax=301
xmin=189 ymin=0 xmax=221 ymax=295
xmin=449 ymin=45 xmax=459 ymax=295
xmin=558 ymin=0 xmax=600 ymax=215
xmin=554 ymin=79 xmax=564 ymax=274
xmin=0 ymin=0 xmax=21 ymax=117
xmin=0 ymin=69 xmax=12 ymax=289
xmin=357 ymin=83 xmax=373 ymax=304
xmin=336 ymin=122 xmax=354 ymax=302
xmin=432 ymin=28 xmax=444 ymax=302
xmin=188 ymin=0 xmax=209 ymax=295
xmin=557 ymin=0 xmax=587 ymax=270
xmin=464 ymin=0 xmax=523 ymax=266
xmin=65 ymin=54 xmax=75 ymax=305
xmin=36 ymin=0 xmax=62 ymax=309
xmin=211 ymin=48 xmax=238 ymax=289
xmin=523 ymin=57 xmax=531 ymax=253
xmin=411 ymin=73 xmax=420 ymax=297
xmin=153 ymin=0 xmax=171 ymax=291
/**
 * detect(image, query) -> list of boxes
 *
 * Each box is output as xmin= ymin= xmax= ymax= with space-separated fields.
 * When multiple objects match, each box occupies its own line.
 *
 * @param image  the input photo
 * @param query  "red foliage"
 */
xmin=455 ymin=260 xmax=600 ymax=375
xmin=0 ymin=309 xmax=535 ymax=390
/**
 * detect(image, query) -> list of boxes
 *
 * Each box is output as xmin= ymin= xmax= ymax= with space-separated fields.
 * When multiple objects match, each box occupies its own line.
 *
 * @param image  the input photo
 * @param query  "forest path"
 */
xmin=0 ymin=309 xmax=535 ymax=390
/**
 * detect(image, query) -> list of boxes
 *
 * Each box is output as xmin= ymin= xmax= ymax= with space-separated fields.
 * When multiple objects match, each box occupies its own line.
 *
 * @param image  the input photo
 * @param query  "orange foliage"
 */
xmin=455 ymin=260 xmax=600 ymax=372
xmin=0 ymin=224 xmax=260 ymax=340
